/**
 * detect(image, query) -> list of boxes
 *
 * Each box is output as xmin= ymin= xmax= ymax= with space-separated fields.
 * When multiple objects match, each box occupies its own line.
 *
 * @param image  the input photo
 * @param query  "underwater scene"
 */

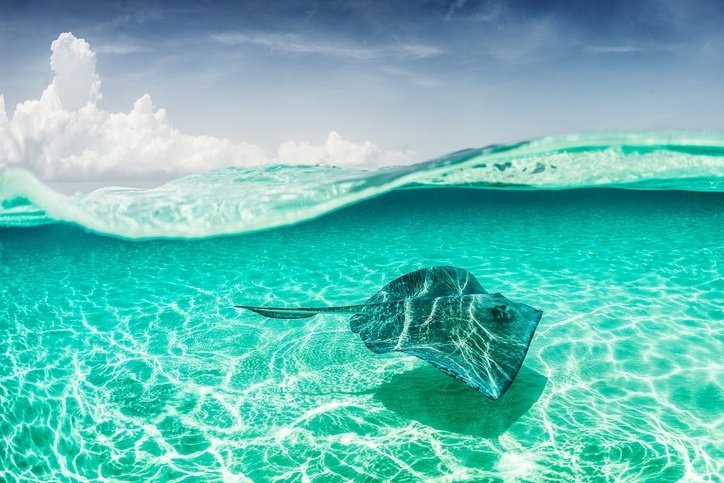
xmin=1 ymin=133 xmax=723 ymax=481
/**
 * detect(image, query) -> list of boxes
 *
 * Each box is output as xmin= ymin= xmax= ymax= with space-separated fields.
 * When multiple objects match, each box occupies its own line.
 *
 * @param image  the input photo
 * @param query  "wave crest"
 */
xmin=2 ymin=132 xmax=723 ymax=239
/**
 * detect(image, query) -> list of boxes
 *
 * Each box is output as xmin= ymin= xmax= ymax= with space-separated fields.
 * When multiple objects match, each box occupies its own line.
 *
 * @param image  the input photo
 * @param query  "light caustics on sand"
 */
xmin=237 ymin=266 xmax=543 ymax=401
xmin=1 ymin=131 xmax=724 ymax=238
xmin=1 ymin=131 xmax=722 ymax=481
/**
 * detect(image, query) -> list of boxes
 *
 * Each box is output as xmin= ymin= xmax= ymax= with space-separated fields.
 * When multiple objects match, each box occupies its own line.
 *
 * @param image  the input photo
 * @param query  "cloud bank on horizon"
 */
xmin=2 ymin=1 xmax=723 ymax=183
xmin=0 ymin=33 xmax=415 ymax=181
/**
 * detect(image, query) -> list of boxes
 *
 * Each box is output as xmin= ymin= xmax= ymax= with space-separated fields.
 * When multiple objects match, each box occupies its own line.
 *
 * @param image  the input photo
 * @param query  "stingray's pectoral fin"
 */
xmin=234 ymin=305 xmax=319 ymax=319
xmin=397 ymin=304 xmax=543 ymax=400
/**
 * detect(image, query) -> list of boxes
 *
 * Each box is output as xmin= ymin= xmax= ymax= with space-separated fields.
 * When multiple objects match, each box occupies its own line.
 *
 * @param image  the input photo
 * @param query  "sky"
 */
xmin=1 ymin=0 xmax=724 ymax=185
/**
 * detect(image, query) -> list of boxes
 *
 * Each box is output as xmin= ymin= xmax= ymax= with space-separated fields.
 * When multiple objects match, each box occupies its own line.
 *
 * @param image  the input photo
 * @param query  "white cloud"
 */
xmin=582 ymin=44 xmax=679 ymax=55
xmin=211 ymin=32 xmax=378 ymax=60
xmin=49 ymin=32 xmax=102 ymax=111
xmin=211 ymin=31 xmax=444 ymax=61
xmin=583 ymin=45 xmax=641 ymax=54
xmin=95 ymin=42 xmax=148 ymax=55
xmin=481 ymin=17 xmax=567 ymax=64
xmin=278 ymin=131 xmax=415 ymax=169
xmin=395 ymin=44 xmax=445 ymax=59
xmin=0 ymin=33 xmax=416 ymax=181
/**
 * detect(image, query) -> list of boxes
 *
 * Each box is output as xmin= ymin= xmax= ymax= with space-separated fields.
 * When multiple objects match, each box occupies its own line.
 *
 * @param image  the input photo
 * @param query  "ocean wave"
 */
xmin=1 ymin=132 xmax=723 ymax=239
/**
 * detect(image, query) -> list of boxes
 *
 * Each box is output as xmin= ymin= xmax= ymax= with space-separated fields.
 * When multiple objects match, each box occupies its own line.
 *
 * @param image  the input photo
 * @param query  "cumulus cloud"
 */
xmin=278 ymin=131 xmax=415 ymax=169
xmin=49 ymin=32 xmax=102 ymax=111
xmin=0 ymin=33 xmax=416 ymax=181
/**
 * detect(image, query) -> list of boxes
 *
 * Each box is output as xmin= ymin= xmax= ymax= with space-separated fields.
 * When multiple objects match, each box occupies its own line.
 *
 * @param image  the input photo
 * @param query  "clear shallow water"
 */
xmin=2 ymin=132 xmax=724 ymax=238
xmin=1 ymin=186 xmax=722 ymax=481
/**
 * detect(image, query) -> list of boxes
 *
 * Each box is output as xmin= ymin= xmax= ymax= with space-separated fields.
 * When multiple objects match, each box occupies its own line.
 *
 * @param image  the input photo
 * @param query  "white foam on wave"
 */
xmin=1 ymin=131 xmax=723 ymax=238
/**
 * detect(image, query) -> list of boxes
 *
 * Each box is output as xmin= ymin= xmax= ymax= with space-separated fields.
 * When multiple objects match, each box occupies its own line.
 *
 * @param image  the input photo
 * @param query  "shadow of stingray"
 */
xmin=374 ymin=364 xmax=547 ymax=438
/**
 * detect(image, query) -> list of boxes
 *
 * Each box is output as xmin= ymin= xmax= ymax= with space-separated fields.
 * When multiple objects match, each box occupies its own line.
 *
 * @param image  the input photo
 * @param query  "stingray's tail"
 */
xmin=234 ymin=304 xmax=366 ymax=319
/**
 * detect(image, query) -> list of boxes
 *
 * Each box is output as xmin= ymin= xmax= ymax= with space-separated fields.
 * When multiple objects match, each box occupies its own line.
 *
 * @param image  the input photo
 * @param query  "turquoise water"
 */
xmin=1 ymin=133 xmax=723 ymax=481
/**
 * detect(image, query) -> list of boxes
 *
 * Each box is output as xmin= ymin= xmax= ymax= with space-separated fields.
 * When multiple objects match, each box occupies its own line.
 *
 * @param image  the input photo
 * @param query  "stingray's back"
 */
xmin=350 ymin=266 xmax=486 ymax=333
xmin=350 ymin=267 xmax=541 ymax=400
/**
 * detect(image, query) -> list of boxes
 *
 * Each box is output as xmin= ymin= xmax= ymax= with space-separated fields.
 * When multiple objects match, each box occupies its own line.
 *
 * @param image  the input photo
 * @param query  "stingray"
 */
xmin=235 ymin=266 xmax=542 ymax=400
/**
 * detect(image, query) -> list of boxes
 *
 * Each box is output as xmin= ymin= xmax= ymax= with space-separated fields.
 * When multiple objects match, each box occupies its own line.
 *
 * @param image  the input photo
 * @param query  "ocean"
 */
xmin=1 ymin=133 xmax=722 ymax=481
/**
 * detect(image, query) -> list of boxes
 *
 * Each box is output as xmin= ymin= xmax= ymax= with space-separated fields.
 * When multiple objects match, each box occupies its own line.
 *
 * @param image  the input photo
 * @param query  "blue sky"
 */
xmin=1 ymin=0 xmax=724 ymax=181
